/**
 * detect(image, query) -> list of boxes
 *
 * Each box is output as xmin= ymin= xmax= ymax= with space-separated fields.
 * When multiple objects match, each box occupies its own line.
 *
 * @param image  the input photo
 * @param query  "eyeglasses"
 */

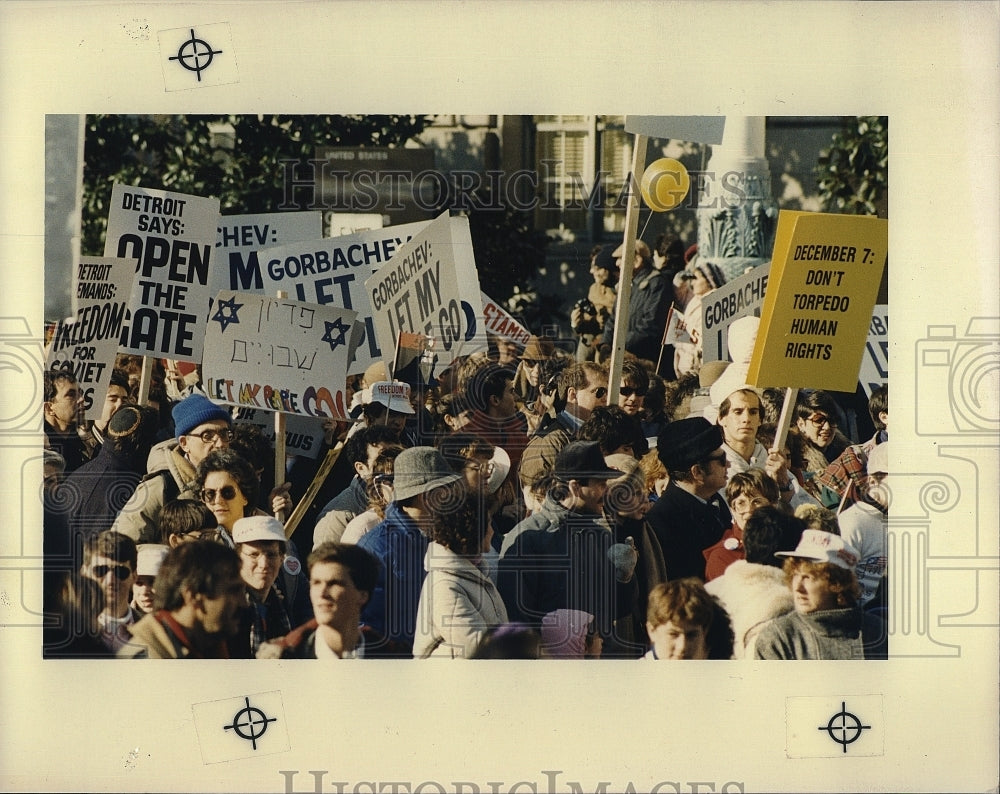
xmin=731 ymin=495 xmax=769 ymax=511
xmin=806 ymin=414 xmax=836 ymax=429
xmin=464 ymin=459 xmax=496 ymax=475
xmin=201 ymin=485 xmax=239 ymax=503
xmin=184 ymin=528 xmax=223 ymax=543
xmin=590 ymin=387 xmax=608 ymax=399
xmin=189 ymin=428 xmax=233 ymax=443
xmin=373 ymin=474 xmax=394 ymax=485
xmin=522 ymin=359 xmax=542 ymax=367
xmin=619 ymin=386 xmax=647 ymax=398
xmin=240 ymin=549 xmax=284 ymax=565
xmin=91 ymin=564 xmax=132 ymax=581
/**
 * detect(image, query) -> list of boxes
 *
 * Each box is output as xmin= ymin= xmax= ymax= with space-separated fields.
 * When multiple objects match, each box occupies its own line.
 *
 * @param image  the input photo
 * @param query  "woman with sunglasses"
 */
xmin=196 ymin=449 xmax=312 ymax=620
xmin=196 ymin=449 xmax=261 ymax=540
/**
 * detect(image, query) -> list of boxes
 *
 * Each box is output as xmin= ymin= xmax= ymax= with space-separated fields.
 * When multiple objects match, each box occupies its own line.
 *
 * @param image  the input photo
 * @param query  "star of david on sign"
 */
xmin=212 ymin=296 xmax=243 ymax=332
xmin=321 ymin=317 xmax=351 ymax=350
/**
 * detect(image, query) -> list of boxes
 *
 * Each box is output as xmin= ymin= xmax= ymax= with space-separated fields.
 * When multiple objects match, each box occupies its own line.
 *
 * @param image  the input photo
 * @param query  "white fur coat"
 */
xmin=705 ymin=560 xmax=794 ymax=659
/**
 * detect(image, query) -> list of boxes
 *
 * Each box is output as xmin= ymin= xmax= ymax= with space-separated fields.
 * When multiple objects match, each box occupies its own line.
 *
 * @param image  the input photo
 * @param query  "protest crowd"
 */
xmin=43 ymin=216 xmax=890 ymax=662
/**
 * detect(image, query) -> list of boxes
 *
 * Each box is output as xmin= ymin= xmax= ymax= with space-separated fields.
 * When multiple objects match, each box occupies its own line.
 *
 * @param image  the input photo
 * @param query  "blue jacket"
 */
xmin=357 ymin=502 xmax=429 ymax=654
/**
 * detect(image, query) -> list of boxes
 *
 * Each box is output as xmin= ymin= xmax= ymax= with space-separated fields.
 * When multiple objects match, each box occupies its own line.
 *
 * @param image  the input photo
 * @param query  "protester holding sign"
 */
xmin=793 ymin=390 xmax=853 ymax=500
xmin=599 ymin=240 xmax=669 ymax=365
xmin=674 ymin=259 xmax=727 ymax=378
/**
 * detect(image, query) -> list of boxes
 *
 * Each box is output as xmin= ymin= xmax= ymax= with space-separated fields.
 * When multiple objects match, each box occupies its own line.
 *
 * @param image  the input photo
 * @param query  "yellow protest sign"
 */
xmin=746 ymin=211 xmax=888 ymax=392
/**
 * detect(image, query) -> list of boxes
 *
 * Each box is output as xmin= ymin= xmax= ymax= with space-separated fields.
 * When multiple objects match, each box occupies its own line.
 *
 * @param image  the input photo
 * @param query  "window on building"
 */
xmin=533 ymin=115 xmax=631 ymax=239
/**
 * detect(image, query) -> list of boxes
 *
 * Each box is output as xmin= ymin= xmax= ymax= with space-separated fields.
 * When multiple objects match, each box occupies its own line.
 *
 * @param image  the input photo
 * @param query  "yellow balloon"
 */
xmin=640 ymin=158 xmax=691 ymax=212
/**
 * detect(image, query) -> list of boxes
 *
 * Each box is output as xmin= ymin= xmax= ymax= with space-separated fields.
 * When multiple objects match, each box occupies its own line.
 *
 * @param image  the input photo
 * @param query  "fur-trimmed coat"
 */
xmin=705 ymin=560 xmax=793 ymax=659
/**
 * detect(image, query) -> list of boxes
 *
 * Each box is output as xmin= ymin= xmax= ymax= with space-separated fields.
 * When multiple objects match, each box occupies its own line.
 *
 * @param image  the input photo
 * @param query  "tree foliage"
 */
xmin=815 ymin=116 xmax=888 ymax=216
xmin=82 ymin=114 xmax=432 ymax=255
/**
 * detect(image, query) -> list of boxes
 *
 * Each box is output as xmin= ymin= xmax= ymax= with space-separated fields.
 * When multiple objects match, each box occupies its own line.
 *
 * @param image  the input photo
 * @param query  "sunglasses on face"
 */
xmin=201 ymin=485 xmax=239 ymax=503
xmin=703 ymin=452 xmax=728 ymax=466
xmin=522 ymin=359 xmax=542 ymax=367
xmin=91 ymin=564 xmax=132 ymax=581
xmin=184 ymin=528 xmax=223 ymax=542
xmin=189 ymin=428 xmax=233 ymax=443
xmin=619 ymin=386 xmax=647 ymax=398
xmin=590 ymin=387 xmax=608 ymax=399
xmin=806 ymin=414 xmax=836 ymax=429
xmin=373 ymin=474 xmax=394 ymax=485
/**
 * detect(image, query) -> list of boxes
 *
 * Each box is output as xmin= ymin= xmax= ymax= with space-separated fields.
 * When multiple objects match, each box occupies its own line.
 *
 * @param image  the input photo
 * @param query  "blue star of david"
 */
xmin=211 ymin=296 xmax=244 ymax=332
xmin=321 ymin=317 xmax=351 ymax=350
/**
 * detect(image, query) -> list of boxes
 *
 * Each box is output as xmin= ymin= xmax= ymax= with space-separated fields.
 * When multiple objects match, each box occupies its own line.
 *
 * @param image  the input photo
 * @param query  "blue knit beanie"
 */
xmin=172 ymin=394 xmax=231 ymax=440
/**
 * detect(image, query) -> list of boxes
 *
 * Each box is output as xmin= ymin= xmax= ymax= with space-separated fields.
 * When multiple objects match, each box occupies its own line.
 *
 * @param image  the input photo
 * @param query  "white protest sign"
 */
xmin=256 ymin=220 xmax=428 ymax=374
xmin=327 ymin=213 xmax=384 ymax=237
xmin=701 ymin=262 xmax=770 ymax=362
xmin=105 ymin=183 xmax=220 ymax=362
xmin=202 ymin=292 xmax=356 ymax=420
xmin=480 ymin=291 xmax=531 ymax=347
xmin=441 ymin=216 xmax=486 ymax=359
xmin=46 ymin=257 xmax=135 ymax=421
xmin=858 ymin=305 xmax=888 ymax=397
xmin=231 ymin=406 xmax=328 ymax=459
xmin=662 ymin=305 xmax=692 ymax=346
xmin=215 ymin=212 xmax=323 ymax=295
xmin=364 ymin=211 xmax=468 ymax=366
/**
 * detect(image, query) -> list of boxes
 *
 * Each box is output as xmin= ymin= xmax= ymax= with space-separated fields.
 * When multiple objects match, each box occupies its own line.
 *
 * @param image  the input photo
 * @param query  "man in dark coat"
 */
xmin=647 ymin=417 xmax=733 ymax=581
xmin=60 ymin=405 xmax=158 ymax=541
xmin=498 ymin=441 xmax=639 ymax=640
xmin=599 ymin=240 xmax=670 ymax=365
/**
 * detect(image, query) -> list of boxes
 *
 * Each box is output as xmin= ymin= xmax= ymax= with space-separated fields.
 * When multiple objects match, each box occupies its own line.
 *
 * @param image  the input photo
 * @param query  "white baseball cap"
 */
xmin=364 ymin=381 xmax=415 ymax=415
xmin=232 ymin=516 xmax=287 ymax=546
xmin=136 ymin=544 xmax=170 ymax=577
xmin=775 ymin=529 xmax=860 ymax=570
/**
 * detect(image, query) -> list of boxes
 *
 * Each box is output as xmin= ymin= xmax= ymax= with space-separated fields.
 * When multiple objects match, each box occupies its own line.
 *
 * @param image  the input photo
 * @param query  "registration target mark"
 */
xmin=159 ymin=23 xmax=238 ymax=91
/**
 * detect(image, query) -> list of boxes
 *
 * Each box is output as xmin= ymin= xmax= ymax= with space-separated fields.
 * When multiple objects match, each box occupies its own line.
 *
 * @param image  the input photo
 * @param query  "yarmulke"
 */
xmin=656 ymin=417 xmax=724 ymax=472
xmin=108 ymin=405 xmax=143 ymax=439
